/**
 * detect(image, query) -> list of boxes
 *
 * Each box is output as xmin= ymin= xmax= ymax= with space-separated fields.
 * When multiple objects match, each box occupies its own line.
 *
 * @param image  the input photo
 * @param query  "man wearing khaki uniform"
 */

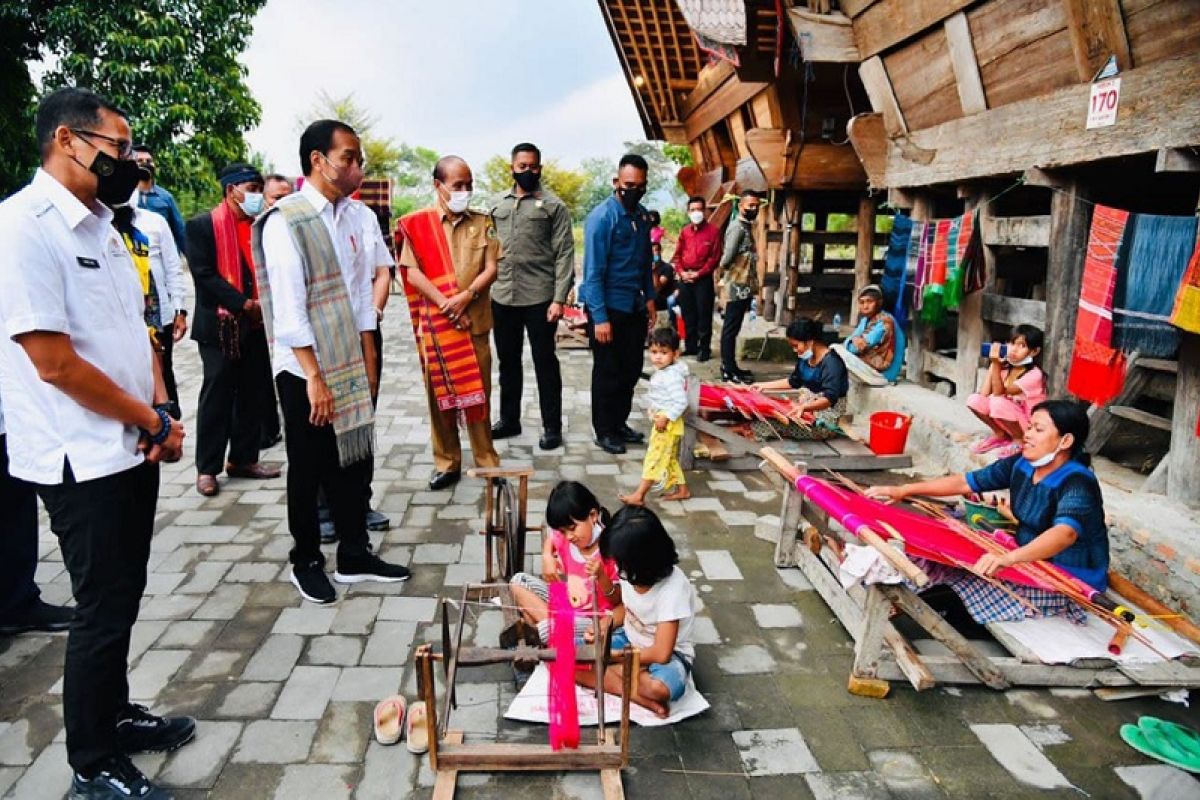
xmin=398 ymin=156 xmax=501 ymax=491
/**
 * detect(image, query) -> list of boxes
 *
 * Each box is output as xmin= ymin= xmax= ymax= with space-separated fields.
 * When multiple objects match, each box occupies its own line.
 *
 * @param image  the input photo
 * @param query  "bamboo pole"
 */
xmin=1107 ymin=571 xmax=1200 ymax=647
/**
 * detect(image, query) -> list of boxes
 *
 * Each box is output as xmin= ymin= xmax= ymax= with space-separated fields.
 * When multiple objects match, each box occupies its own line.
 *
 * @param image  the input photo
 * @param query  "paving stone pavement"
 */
xmin=1 ymin=306 xmax=1198 ymax=799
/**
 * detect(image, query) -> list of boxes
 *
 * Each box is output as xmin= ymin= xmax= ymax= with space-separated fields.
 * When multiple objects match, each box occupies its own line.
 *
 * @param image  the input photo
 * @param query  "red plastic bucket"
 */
xmin=869 ymin=411 xmax=912 ymax=455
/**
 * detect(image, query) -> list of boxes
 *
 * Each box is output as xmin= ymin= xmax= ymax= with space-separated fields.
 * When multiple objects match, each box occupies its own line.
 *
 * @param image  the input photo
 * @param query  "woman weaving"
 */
xmin=751 ymin=318 xmax=849 ymax=440
xmin=866 ymin=400 xmax=1109 ymax=625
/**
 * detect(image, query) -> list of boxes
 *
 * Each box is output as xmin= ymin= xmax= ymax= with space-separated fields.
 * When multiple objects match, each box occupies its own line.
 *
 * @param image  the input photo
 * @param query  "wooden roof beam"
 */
xmin=1156 ymin=147 xmax=1200 ymax=173
xmin=943 ymin=11 xmax=987 ymax=116
xmin=1062 ymin=0 xmax=1132 ymax=81
xmin=858 ymin=56 xmax=908 ymax=136
xmin=879 ymin=54 xmax=1200 ymax=188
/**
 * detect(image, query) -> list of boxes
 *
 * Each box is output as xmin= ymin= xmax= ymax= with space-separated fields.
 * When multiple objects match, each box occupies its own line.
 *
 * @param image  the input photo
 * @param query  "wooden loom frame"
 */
xmin=414 ymin=583 xmax=638 ymax=800
xmin=759 ymin=448 xmax=1200 ymax=696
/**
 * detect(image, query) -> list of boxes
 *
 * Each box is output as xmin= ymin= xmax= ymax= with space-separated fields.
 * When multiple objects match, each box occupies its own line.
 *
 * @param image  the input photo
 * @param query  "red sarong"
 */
xmin=1067 ymin=205 xmax=1129 ymax=405
xmin=395 ymin=209 xmax=487 ymax=423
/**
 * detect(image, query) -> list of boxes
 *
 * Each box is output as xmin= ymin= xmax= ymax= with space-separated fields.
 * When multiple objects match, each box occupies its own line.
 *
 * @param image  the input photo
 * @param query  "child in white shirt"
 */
xmin=620 ymin=327 xmax=690 ymax=506
xmin=579 ymin=505 xmax=697 ymax=718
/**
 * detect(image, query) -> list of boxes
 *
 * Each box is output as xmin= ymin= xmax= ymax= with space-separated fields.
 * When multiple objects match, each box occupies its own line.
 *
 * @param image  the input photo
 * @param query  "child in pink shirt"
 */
xmin=510 ymin=481 xmax=620 ymax=643
xmin=967 ymin=324 xmax=1047 ymax=458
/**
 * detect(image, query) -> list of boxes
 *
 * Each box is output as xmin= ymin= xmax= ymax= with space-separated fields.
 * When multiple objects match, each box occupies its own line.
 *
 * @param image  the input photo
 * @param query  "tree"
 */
xmin=0 ymin=6 xmax=41 ymax=198
xmin=9 ymin=1 xmax=267 ymax=214
xmin=300 ymin=92 xmax=404 ymax=179
xmin=391 ymin=144 xmax=439 ymax=218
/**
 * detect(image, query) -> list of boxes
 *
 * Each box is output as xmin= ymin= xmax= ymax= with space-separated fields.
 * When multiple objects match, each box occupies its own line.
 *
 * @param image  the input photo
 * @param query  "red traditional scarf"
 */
xmin=1067 ymin=205 xmax=1129 ymax=405
xmin=211 ymin=200 xmax=257 ymax=308
xmin=395 ymin=208 xmax=487 ymax=424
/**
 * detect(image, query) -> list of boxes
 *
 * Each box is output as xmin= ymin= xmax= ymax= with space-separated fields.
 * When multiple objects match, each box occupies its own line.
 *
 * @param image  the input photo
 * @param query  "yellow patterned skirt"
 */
xmin=642 ymin=413 xmax=686 ymax=491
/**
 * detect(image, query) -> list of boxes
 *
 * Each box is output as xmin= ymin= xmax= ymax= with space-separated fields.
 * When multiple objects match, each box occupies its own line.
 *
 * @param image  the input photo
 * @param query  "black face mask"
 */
xmin=513 ymin=170 xmax=540 ymax=192
xmin=86 ymin=150 xmax=144 ymax=208
xmin=616 ymin=186 xmax=645 ymax=210
xmin=742 ymin=208 xmax=759 ymax=222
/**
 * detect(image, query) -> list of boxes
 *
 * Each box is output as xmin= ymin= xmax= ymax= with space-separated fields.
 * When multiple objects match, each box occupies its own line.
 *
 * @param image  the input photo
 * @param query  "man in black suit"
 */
xmin=186 ymin=163 xmax=281 ymax=496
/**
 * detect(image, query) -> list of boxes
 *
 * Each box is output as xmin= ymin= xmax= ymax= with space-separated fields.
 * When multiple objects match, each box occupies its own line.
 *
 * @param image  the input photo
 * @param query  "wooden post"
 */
xmin=1168 ymin=333 xmax=1200 ymax=506
xmin=812 ymin=211 xmax=829 ymax=276
xmin=1040 ymin=175 xmax=1093 ymax=398
xmin=954 ymin=189 xmax=995 ymax=396
xmin=850 ymin=194 xmax=877 ymax=326
xmin=774 ymin=464 xmax=806 ymax=567
xmin=777 ymin=194 xmax=801 ymax=325
xmin=906 ymin=194 xmax=935 ymax=384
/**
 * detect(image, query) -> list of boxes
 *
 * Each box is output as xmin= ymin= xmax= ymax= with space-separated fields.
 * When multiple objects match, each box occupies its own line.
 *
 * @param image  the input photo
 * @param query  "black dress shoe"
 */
xmin=619 ymin=424 xmax=645 ymax=444
xmin=721 ymin=369 xmax=749 ymax=384
xmin=697 ymin=351 xmax=712 ymax=363
xmin=429 ymin=470 xmax=462 ymax=491
xmin=682 ymin=349 xmax=699 ymax=357
xmin=735 ymin=367 xmax=755 ymax=381
xmin=490 ymin=422 xmax=522 ymax=439
xmin=538 ymin=430 xmax=563 ymax=450
xmin=0 ymin=598 xmax=74 ymax=635
xmin=593 ymin=433 xmax=626 ymax=455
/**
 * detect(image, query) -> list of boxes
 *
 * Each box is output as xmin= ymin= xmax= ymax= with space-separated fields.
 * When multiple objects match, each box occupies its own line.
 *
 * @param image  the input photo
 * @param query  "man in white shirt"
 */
xmin=132 ymin=197 xmax=188 ymax=417
xmin=254 ymin=119 xmax=410 ymax=605
xmin=0 ymin=87 xmax=191 ymax=800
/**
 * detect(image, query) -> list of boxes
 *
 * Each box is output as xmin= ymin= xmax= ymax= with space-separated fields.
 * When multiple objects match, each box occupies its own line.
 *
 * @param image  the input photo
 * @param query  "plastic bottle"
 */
xmin=832 ymin=312 xmax=842 ymax=329
xmin=749 ymin=298 xmax=758 ymax=322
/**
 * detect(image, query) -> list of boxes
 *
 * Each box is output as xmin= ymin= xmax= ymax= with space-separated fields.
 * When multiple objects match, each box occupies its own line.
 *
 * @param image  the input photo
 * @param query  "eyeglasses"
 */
xmin=71 ymin=129 xmax=133 ymax=160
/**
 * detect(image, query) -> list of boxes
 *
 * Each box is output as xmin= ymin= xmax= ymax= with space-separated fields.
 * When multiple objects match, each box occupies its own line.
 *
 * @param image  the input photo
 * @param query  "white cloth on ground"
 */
xmin=838 ymin=543 xmax=904 ymax=589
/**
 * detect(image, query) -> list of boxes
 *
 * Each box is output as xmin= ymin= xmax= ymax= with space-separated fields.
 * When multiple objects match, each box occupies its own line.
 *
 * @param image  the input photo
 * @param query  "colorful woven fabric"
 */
xmin=916 ymin=561 xmax=1087 ymax=625
xmin=395 ymin=209 xmax=488 ymax=424
xmin=883 ymin=213 xmax=911 ymax=329
xmin=909 ymin=211 xmax=982 ymax=326
xmin=1171 ymin=239 xmax=1200 ymax=334
xmin=252 ymin=194 xmax=375 ymax=467
xmin=1067 ymin=205 xmax=1130 ymax=405
xmin=1114 ymin=213 xmax=1198 ymax=357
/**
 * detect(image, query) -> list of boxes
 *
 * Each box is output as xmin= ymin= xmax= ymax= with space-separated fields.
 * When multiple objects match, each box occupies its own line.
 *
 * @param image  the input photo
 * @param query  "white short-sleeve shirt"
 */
xmin=0 ymin=169 xmax=155 ymax=484
xmin=259 ymin=183 xmax=393 ymax=379
xmin=619 ymin=565 xmax=698 ymax=663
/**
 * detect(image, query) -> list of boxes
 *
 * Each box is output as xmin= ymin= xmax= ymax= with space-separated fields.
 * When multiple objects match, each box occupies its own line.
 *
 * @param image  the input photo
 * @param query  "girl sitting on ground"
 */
xmin=578 ymin=505 xmax=697 ymax=718
xmin=620 ymin=327 xmax=691 ymax=505
xmin=752 ymin=317 xmax=849 ymax=440
xmin=967 ymin=324 xmax=1047 ymax=458
xmin=510 ymin=481 xmax=620 ymax=644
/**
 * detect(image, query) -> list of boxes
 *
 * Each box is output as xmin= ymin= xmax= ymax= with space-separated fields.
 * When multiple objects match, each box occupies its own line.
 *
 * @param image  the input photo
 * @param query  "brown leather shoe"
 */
xmin=196 ymin=474 xmax=219 ymax=497
xmin=225 ymin=462 xmax=282 ymax=479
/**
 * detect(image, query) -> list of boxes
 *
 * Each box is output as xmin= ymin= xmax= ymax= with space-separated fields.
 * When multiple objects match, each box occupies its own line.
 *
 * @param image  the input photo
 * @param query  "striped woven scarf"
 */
xmin=1067 ymin=205 xmax=1129 ymax=405
xmin=1114 ymin=213 xmax=1198 ymax=357
xmin=251 ymin=194 xmax=374 ymax=467
xmin=395 ymin=208 xmax=488 ymax=425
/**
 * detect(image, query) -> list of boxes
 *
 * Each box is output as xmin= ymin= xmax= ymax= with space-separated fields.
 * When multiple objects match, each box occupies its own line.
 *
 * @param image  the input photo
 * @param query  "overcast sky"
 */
xmin=241 ymin=0 xmax=647 ymax=176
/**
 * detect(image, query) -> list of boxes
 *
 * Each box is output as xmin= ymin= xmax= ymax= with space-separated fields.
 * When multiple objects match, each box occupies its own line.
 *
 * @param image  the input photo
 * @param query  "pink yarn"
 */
xmin=547 ymin=581 xmax=580 ymax=750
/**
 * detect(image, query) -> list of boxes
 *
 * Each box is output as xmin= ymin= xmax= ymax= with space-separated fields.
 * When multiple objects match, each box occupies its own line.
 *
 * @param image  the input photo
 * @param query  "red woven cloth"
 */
xmin=1067 ymin=205 xmax=1129 ymax=404
xmin=395 ymin=209 xmax=487 ymax=423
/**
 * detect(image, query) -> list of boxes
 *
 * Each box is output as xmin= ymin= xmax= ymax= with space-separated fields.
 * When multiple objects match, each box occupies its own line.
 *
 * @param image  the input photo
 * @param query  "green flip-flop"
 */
xmin=1121 ymin=722 xmax=1200 ymax=773
xmin=1140 ymin=716 xmax=1200 ymax=764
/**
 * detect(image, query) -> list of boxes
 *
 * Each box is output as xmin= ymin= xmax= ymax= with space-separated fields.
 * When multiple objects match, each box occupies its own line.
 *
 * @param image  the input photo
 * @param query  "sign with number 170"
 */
xmin=1087 ymin=77 xmax=1121 ymax=129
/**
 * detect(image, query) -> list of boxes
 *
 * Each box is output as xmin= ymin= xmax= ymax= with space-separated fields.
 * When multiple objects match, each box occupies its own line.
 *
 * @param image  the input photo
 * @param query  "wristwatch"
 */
xmin=470 ymin=288 xmax=481 ymax=301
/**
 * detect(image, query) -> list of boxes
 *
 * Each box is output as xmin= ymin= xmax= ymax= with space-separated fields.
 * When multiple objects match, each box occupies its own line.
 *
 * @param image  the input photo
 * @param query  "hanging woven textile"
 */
xmin=884 ymin=214 xmax=912 ymax=331
xmin=1170 ymin=239 xmax=1200 ymax=334
xmin=546 ymin=582 xmax=580 ymax=751
xmin=906 ymin=219 xmax=929 ymax=316
xmin=1067 ymin=205 xmax=1129 ymax=405
xmin=1113 ymin=213 xmax=1198 ymax=357
xmin=920 ymin=219 xmax=954 ymax=326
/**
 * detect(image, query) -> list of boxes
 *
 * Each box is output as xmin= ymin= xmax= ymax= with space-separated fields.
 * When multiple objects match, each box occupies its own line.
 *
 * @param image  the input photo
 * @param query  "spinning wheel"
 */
xmin=468 ymin=466 xmax=536 ymax=583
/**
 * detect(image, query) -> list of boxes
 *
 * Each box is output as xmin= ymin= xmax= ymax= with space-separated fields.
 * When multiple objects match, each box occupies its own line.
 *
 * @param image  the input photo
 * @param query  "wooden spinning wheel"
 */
xmin=467 ymin=466 xmax=536 ymax=583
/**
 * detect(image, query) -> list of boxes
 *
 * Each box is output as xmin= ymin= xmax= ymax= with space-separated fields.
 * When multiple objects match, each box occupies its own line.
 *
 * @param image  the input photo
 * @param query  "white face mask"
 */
xmin=1026 ymin=444 xmax=1066 ymax=468
xmin=238 ymin=191 xmax=265 ymax=217
xmin=1009 ymin=356 xmax=1034 ymax=367
xmin=688 ymin=210 xmax=705 ymax=225
xmin=445 ymin=190 xmax=472 ymax=214
xmin=568 ymin=519 xmax=604 ymax=563
xmin=798 ymin=348 xmax=814 ymax=362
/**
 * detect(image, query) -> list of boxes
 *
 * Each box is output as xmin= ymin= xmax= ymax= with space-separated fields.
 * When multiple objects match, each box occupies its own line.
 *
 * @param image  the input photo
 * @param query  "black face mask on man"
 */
xmin=742 ymin=207 xmax=759 ymax=222
xmin=513 ymin=170 xmax=540 ymax=192
xmin=616 ymin=186 xmax=645 ymax=211
xmin=84 ymin=149 xmax=145 ymax=208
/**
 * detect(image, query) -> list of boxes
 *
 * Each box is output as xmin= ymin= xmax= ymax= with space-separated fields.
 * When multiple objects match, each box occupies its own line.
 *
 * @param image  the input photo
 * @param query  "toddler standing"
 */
xmin=620 ymin=328 xmax=690 ymax=505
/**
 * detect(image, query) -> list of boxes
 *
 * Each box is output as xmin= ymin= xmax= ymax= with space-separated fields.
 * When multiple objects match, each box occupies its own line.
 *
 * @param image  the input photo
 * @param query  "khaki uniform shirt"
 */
xmin=490 ymin=188 xmax=574 ymax=307
xmin=399 ymin=207 xmax=501 ymax=335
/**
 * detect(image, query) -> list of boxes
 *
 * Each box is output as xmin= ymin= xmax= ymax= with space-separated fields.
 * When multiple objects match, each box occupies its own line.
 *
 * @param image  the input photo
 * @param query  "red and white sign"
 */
xmin=1087 ymin=77 xmax=1121 ymax=129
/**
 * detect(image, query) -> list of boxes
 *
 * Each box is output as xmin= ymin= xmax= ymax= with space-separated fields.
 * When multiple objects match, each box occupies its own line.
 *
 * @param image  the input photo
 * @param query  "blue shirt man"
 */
xmin=133 ymin=145 xmax=187 ymax=256
xmin=580 ymin=194 xmax=655 ymax=325
xmin=581 ymin=154 xmax=656 ymax=454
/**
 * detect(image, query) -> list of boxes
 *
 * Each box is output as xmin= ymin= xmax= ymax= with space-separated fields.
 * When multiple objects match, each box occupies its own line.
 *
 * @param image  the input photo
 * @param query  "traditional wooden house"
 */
xmin=597 ymin=0 xmax=887 ymax=326
xmin=600 ymin=0 xmax=1200 ymax=510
